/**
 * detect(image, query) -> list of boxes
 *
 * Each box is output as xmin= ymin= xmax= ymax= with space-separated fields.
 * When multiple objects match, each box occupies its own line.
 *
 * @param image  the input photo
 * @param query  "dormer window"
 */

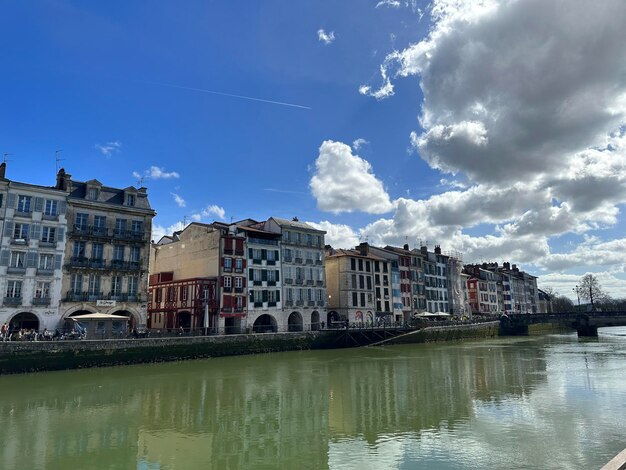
xmin=87 ymin=188 xmax=99 ymax=200
xmin=126 ymin=194 xmax=135 ymax=206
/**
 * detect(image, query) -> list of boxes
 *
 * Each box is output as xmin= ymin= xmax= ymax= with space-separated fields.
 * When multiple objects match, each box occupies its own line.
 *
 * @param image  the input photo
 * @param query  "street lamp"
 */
xmin=573 ymin=285 xmax=580 ymax=313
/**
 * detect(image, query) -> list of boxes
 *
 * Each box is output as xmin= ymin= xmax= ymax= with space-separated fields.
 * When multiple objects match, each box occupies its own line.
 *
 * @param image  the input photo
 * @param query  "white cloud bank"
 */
xmin=95 ymin=141 xmax=121 ymax=157
xmin=171 ymin=192 xmax=186 ymax=208
xmin=311 ymin=0 xmax=626 ymax=296
xmin=317 ymin=29 xmax=335 ymax=45
xmin=133 ymin=166 xmax=180 ymax=180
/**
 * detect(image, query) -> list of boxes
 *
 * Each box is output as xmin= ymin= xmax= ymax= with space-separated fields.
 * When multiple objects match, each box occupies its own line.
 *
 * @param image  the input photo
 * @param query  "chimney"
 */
xmin=420 ymin=245 xmax=427 ymax=255
xmin=292 ymin=216 xmax=299 ymax=222
xmin=0 ymin=162 xmax=5 ymax=179
xmin=434 ymin=245 xmax=441 ymax=255
xmin=55 ymin=168 xmax=71 ymax=191
xmin=512 ymin=264 xmax=518 ymax=273
xmin=403 ymin=243 xmax=409 ymax=251
xmin=358 ymin=242 xmax=369 ymax=256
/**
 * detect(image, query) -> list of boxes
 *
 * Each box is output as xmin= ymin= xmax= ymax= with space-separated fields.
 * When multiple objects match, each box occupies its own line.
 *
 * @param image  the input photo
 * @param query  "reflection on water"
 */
xmin=0 ymin=328 xmax=625 ymax=470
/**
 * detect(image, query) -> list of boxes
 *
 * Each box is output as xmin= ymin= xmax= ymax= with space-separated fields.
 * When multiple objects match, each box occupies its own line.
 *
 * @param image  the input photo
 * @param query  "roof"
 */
xmin=237 ymin=225 xmax=281 ymax=237
xmin=326 ymin=248 xmax=386 ymax=261
xmin=270 ymin=217 xmax=326 ymax=233
xmin=69 ymin=180 xmax=153 ymax=211
xmin=71 ymin=313 xmax=130 ymax=320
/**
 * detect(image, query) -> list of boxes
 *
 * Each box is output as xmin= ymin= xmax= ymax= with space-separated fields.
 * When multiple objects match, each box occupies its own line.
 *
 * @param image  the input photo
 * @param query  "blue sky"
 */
xmin=2 ymin=0 xmax=626 ymax=299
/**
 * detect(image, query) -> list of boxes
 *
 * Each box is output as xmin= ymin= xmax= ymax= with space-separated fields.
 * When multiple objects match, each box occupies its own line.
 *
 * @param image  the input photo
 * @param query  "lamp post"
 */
xmin=573 ymin=285 xmax=580 ymax=313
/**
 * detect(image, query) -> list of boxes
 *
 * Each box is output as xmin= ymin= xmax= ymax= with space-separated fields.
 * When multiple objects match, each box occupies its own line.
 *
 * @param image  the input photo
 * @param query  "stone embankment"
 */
xmin=0 ymin=321 xmax=509 ymax=375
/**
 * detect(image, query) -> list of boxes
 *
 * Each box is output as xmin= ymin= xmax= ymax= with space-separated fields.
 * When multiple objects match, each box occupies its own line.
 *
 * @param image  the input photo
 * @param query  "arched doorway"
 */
xmin=112 ymin=310 xmax=138 ymax=331
xmin=327 ymin=311 xmax=339 ymax=326
xmin=288 ymin=312 xmax=303 ymax=332
xmin=311 ymin=311 xmax=320 ymax=331
xmin=178 ymin=311 xmax=192 ymax=330
xmin=253 ymin=314 xmax=277 ymax=333
xmin=9 ymin=312 xmax=39 ymax=332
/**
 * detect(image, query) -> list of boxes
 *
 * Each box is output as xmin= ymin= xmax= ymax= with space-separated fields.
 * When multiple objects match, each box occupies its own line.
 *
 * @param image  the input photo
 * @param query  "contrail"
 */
xmin=143 ymin=80 xmax=312 ymax=110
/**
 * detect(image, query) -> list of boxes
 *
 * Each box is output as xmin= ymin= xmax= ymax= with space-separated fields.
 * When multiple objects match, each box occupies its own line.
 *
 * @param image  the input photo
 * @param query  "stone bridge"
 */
xmin=500 ymin=311 xmax=626 ymax=337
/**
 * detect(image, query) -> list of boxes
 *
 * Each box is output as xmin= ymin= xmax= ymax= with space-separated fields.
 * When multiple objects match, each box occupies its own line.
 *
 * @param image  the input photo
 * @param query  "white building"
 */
xmin=0 ymin=163 xmax=68 ymax=332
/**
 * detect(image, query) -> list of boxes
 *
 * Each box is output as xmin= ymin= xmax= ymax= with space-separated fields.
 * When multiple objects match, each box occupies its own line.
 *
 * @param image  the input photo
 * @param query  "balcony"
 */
xmin=283 ymin=256 xmax=293 ymax=263
xmin=306 ymin=280 xmax=314 ymax=286
xmin=315 ymin=259 xmax=323 ymax=265
xmin=71 ymin=225 xmax=110 ymax=239
xmin=285 ymin=300 xmax=293 ymax=307
xmin=294 ymin=257 xmax=303 ymax=264
xmin=295 ymin=300 xmax=304 ymax=306
xmin=253 ymin=281 xmax=262 ymax=286
xmin=316 ymin=280 xmax=324 ymax=286
xmin=295 ymin=278 xmax=303 ymax=285
xmin=14 ymin=209 xmax=32 ymax=218
xmin=252 ymin=259 xmax=262 ymax=265
xmin=65 ymin=291 xmax=102 ymax=302
xmin=234 ymin=307 xmax=244 ymax=313
xmin=317 ymin=301 xmax=325 ymax=307
xmin=307 ymin=300 xmax=315 ymax=306
xmin=106 ymin=293 xmax=140 ymax=302
xmin=305 ymin=259 xmax=313 ymax=265
xmin=234 ymin=267 xmax=244 ymax=273
xmin=37 ymin=268 xmax=55 ymax=276
xmin=266 ymin=259 xmax=276 ymax=266
xmin=112 ymin=229 xmax=146 ymax=242
xmin=32 ymin=297 xmax=51 ymax=306
xmin=223 ymin=286 xmax=232 ymax=293
xmin=110 ymin=260 xmax=142 ymax=271
xmin=267 ymin=281 xmax=276 ymax=286
xmin=254 ymin=302 xmax=263 ymax=308
xmin=234 ymin=287 xmax=244 ymax=293
xmin=39 ymin=240 xmax=57 ymax=248
xmin=268 ymin=301 xmax=277 ymax=307
xmin=10 ymin=237 xmax=28 ymax=246
xmin=234 ymin=250 xmax=245 ymax=256
xmin=4 ymin=296 xmax=22 ymax=305
xmin=7 ymin=266 xmax=26 ymax=274
xmin=284 ymin=278 xmax=293 ymax=285
xmin=41 ymin=212 xmax=59 ymax=221
xmin=66 ymin=257 xmax=108 ymax=269
xmin=89 ymin=258 xmax=107 ymax=269
xmin=223 ymin=266 xmax=232 ymax=273
xmin=223 ymin=248 xmax=234 ymax=255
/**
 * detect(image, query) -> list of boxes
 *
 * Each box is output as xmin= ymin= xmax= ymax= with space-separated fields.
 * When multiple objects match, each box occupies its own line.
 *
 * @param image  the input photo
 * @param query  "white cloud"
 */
xmin=352 ymin=138 xmax=369 ymax=151
xmin=151 ymin=221 xmax=187 ymax=242
xmin=171 ymin=192 xmax=186 ymax=208
xmin=306 ymin=221 xmax=359 ymax=249
xmin=133 ymin=166 xmax=180 ymax=180
xmin=376 ymin=0 xmax=401 ymax=8
xmin=317 ymin=29 xmax=335 ymax=45
xmin=310 ymin=140 xmax=395 ymax=214
xmin=349 ymin=0 xmax=626 ymax=295
xmin=191 ymin=204 xmax=226 ymax=221
xmin=95 ymin=141 xmax=121 ymax=157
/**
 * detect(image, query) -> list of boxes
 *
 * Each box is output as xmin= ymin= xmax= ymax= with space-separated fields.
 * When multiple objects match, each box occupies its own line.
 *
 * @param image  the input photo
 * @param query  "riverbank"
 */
xmin=0 ymin=321 xmax=525 ymax=374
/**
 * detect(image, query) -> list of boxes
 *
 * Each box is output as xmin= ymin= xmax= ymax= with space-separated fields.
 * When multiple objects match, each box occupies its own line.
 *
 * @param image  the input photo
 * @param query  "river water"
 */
xmin=1 ymin=328 xmax=625 ymax=470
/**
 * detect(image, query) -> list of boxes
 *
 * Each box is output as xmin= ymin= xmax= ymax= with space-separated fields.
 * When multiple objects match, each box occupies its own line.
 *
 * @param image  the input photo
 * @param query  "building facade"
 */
xmin=0 ymin=163 xmax=68 ymax=331
xmin=58 ymin=170 xmax=155 ymax=328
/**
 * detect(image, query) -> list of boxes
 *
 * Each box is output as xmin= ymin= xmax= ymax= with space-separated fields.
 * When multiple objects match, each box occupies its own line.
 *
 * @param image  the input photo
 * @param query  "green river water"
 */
xmin=1 ymin=328 xmax=625 ymax=470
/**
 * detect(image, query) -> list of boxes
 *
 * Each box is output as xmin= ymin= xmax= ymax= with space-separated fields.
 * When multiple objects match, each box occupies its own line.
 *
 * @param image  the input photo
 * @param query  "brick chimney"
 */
xmin=434 ymin=245 xmax=441 ymax=254
xmin=358 ymin=242 xmax=369 ymax=256
xmin=0 ymin=162 xmax=5 ymax=179
xmin=403 ymin=243 xmax=409 ymax=251
xmin=420 ymin=245 xmax=427 ymax=255
xmin=55 ymin=168 xmax=72 ymax=191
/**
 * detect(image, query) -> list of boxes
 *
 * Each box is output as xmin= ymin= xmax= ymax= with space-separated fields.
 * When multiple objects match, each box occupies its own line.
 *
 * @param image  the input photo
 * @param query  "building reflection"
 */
xmin=0 ymin=340 xmax=549 ymax=470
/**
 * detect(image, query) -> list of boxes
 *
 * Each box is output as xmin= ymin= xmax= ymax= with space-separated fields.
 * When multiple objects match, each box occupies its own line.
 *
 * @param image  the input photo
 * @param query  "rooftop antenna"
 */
xmin=2 ymin=153 xmax=12 ymax=164
xmin=182 ymin=215 xmax=189 ymax=226
xmin=55 ymin=149 xmax=65 ymax=173
xmin=136 ymin=176 xmax=145 ymax=187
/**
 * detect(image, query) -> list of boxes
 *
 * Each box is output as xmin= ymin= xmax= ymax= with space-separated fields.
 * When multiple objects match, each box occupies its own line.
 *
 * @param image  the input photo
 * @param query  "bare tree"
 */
xmin=551 ymin=295 xmax=575 ymax=313
xmin=577 ymin=274 xmax=606 ymax=311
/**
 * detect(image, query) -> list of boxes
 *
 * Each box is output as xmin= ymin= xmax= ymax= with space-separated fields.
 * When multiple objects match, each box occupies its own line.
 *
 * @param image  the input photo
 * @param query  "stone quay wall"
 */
xmin=385 ymin=321 xmax=501 ymax=345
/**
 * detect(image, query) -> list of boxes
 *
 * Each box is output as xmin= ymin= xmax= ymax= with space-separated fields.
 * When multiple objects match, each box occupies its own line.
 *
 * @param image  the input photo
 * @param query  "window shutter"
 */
xmin=223 ymin=295 xmax=232 ymax=308
xmin=275 ymin=270 xmax=280 ymax=282
xmin=242 ymin=277 xmax=246 ymax=288
xmin=249 ymin=268 xmax=253 ymax=281
xmin=58 ymin=200 xmax=66 ymax=214
xmin=242 ymin=259 xmax=247 ymax=269
xmin=248 ymin=248 xmax=253 ymax=258
xmin=261 ymin=270 xmax=267 ymax=281
xmin=57 ymin=227 xmax=65 ymax=242
xmin=262 ymin=290 xmax=268 ymax=302
xmin=249 ymin=291 xmax=254 ymax=302
xmin=0 ymin=250 xmax=9 ymax=266
xmin=275 ymin=250 xmax=279 ymax=261
xmin=30 ymin=223 xmax=41 ymax=241
xmin=54 ymin=254 xmax=63 ymax=270
xmin=261 ymin=249 xmax=267 ymax=260
xmin=242 ymin=296 xmax=246 ymax=308
xmin=4 ymin=222 xmax=14 ymax=237
xmin=276 ymin=290 xmax=280 ymax=302
xmin=27 ymin=251 xmax=37 ymax=267
xmin=34 ymin=197 xmax=44 ymax=212
xmin=7 ymin=193 xmax=16 ymax=209
xmin=220 ymin=276 xmax=224 ymax=287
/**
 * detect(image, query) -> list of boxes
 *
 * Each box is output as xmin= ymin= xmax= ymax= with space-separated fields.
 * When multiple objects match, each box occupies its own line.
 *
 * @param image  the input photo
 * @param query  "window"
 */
xmin=287 ymin=288 xmax=293 ymax=301
xmin=235 ymin=296 xmax=243 ymax=308
xmin=0 ymin=194 xmax=2 ymax=208
xmin=358 ymin=259 xmax=363 ymax=271
xmin=351 ymin=258 xmax=356 ymax=271
xmin=17 ymin=195 xmax=31 ymax=213
xmin=224 ymin=276 xmax=232 ymax=288
xmin=71 ymin=273 xmax=83 ymax=293
xmin=13 ymin=223 xmax=29 ymax=240
xmin=44 ymin=199 xmax=58 ymax=216
xmin=73 ymin=241 xmax=86 ymax=258
xmin=91 ymin=243 xmax=104 ymax=260
xmin=352 ymin=274 xmax=357 ymax=289
xmin=367 ymin=276 xmax=372 ymax=290
xmin=115 ymin=218 xmax=127 ymax=234
xmin=130 ymin=246 xmax=140 ymax=262
xmin=111 ymin=276 xmax=122 ymax=295
xmin=126 ymin=194 xmax=135 ymax=206
xmin=41 ymin=226 xmax=56 ymax=243
xmin=268 ymin=290 xmax=277 ymax=302
xmin=39 ymin=254 xmax=55 ymax=270
xmin=9 ymin=251 xmax=26 ymax=268
xmin=224 ymin=258 xmax=232 ymax=270
xmin=267 ymin=250 xmax=275 ymax=261
xmin=75 ymin=213 xmax=89 ymax=229
xmin=267 ymin=270 xmax=276 ymax=282
xmin=88 ymin=274 xmax=101 ymax=295
xmin=33 ymin=281 xmax=50 ymax=299
xmin=131 ymin=220 xmax=143 ymax=234
xmin=235 ymin=258 xmax=243 ymax=271
xmin=6 ymin=280 xmax=22 ymax=298
xmin=235 ymin=277 xmax=243 ymax=288
xmin=307 ymin=289 xmax=313 ymax=301
xmin=283 ymin=231 xmax=290 ymax=242
xmin=87 ymin=188 xmax=99 ymax=200
xmin=352 ymin=292 xmax=358 ymax=307
xmin=317 ymin=289 xmax=324 ymax=301
xmin=128 ymin=277 xmax=138 ymax=296
xmin=366 ymin=261 xmax=371 ymax=272
xmin=94 ymin=215 xmax=107 ymax=228
xmin=181 ymin=286 xmax=188 ymax=301
xmin=113 ymin=245 xmax=125 ymax=261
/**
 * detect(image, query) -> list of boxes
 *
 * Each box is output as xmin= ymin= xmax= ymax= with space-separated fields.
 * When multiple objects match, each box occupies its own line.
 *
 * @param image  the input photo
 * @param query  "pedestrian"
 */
xmin=0 ymin=322 xmax=7 ymax=342
xmin=321 ymin=321 xmax=325 ymax=329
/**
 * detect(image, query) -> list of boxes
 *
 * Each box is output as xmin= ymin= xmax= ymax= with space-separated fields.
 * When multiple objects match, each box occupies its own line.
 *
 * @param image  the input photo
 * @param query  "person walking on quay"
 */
xmin=0 ymin=322 xmax=7 ymax=341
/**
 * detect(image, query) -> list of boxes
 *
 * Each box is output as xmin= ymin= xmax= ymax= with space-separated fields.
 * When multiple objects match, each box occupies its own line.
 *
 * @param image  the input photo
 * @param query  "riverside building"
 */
xmin=57 ymin=169 xmax=155 ymax=329
xmin=0 ymin=163 xmax=68 ymax=331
